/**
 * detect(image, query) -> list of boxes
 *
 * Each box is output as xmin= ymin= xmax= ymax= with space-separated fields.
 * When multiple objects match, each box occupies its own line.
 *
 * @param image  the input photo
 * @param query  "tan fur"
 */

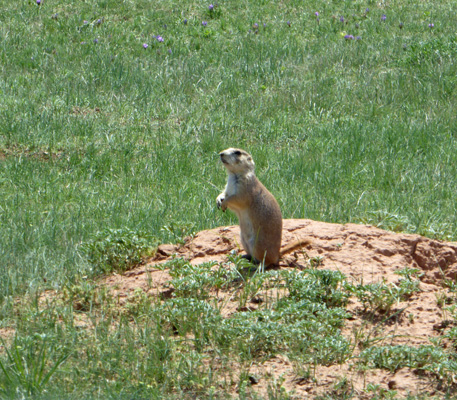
xmin=216 ymin=148 xmax=284 ymax=266
xmin=279 ymin=239 xmax=312 ymax=257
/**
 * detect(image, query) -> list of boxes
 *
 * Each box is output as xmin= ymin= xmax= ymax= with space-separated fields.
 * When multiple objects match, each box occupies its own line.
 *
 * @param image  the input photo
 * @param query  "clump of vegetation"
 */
xmin=80 ymin=228 xmax=158 ymax=274
xmin=359 ymin=344 xmax=457 ymax=384
xmin=349 ymin=267 xmax=422 ymax=314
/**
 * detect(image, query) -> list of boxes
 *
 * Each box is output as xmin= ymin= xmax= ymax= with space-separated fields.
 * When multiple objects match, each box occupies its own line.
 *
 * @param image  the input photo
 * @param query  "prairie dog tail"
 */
xmin=279 ymin=239 xmax=312 ymax=257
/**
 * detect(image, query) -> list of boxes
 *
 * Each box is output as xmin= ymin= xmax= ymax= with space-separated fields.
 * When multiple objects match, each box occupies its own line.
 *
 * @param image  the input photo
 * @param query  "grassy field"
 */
xmin=1 ymin=0 xmax=457 ymax=398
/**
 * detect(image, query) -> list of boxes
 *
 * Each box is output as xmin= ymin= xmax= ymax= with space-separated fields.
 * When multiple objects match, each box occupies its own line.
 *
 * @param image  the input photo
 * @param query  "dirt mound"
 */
xmin=105 ymin=219 xmax=457 ymax=301
xmin=101 ymin=219 xmax=457 ymax=398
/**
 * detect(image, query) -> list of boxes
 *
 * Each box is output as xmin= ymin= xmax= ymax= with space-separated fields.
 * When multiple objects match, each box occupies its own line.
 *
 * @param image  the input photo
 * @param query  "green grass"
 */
xmin=2 ymin=0 xmax=457 ymax=397
xmin=2 ymin=0 xmax=457 ymax=299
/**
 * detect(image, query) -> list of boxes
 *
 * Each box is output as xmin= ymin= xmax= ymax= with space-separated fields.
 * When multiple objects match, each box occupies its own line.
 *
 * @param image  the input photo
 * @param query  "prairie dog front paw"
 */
xmin=216 ymin=193 xmax=227 ymax=211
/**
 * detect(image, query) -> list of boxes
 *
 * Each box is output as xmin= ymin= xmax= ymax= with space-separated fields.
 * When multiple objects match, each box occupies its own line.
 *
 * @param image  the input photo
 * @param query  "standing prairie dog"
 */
xmin=217 ymin=148 xmax=310 ymax=266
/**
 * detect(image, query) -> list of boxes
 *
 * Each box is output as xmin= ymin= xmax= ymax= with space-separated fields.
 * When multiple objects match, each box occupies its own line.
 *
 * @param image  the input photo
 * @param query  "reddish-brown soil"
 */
xmin=100 ymin=219 xmax=457 ymax=398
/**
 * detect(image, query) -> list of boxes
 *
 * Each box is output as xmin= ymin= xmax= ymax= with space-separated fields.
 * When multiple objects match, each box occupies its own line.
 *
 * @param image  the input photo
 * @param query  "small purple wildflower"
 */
xmin=83 ymin=20 xmax=88 ymax=25
xmin=156 ymin=35 xmax=164 ymax=42
xmin=356 ymin=36 xmax=361 ymax=40
xmin=253 ymin=23 xmax=259 ymax=29
xmin=93 ymin=38 xmax=99 ymax=44
xmin=183 ymin=19 xmax=188 ymax=25
xmin=315 ymin=12 xmax=319 ymax=17
xmin=381 ymin=14 xmax=386 ymax=21
xmin=202 ymin=21 xmax=208 ymax=26
xmin=428 ymin=23 xmax=434 ymax=28
xmin=36 ymin=0 xmax=41 ymax=5
xmin=340 ymin=16 xmax=345 ymax=23
xmin=96 ymin=18 xmax=102 ymax=25
xmin=263 ymin=23 xmax=266 ymax=28
xmin=143 ymin=43 xmax=148 ymax=49
xmin=365 ymin=8 xmax=370 ymax=13
xmin=399 ymin=22 xmax=404 ymax=29
xmin=344 ymin=34 xmax=354 ymax=40
xmin=168 ymin=49 xmax=172 ymax=54
xmin=287 ymin=20 xmax=291 ymax=27
xmin=208 ymin=4 xmax=214 ymax=10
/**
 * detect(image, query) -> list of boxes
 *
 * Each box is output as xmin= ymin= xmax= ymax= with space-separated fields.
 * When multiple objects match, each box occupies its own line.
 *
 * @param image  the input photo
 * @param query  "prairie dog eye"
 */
xmin=234 ymin=150 xmax=242 ymax=156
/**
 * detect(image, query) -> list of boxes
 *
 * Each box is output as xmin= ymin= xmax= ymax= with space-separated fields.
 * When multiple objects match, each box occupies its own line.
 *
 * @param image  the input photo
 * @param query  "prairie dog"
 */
xmin=217 ymin=148 xmax=309 ymax=266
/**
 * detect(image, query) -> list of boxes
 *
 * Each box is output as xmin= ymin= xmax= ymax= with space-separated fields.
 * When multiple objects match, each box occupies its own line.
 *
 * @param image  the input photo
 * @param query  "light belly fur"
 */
xmin=238 ymin=209 xmax=255 ymax=255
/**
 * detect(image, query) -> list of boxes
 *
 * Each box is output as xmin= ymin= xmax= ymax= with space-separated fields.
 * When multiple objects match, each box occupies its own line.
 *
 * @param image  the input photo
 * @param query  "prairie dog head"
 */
xmin=219 ymin=148 xmax=255 ymax=174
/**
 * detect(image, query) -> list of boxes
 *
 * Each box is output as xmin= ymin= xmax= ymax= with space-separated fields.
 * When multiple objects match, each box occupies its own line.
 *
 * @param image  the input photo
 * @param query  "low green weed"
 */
xmin=161 ymin=222 xmax=196 ymax=245
xmin=350 ymin=275 xmax=421 ymax=314
xmin=316 ymin=377 xmax=354 ymax=400
xmin=443 ymin=279 xmax=457 ymax=293
xmin=265 ymin=375 xmax=293 ymax=400
xmin=365 ymin=384 xmax=398 ymax=400
xmin=155 ymin=298 xmax=222 ymax=348
xmin=443 ymin=304 xmax=457 ymax=348
xmin=358 ymin=344 xmax=452 ymax=373
xmin=156 ymin=266 xmax=353 ymax=365
xmin=394 ymin=267 xmax=423 ymax=281
xmin=235 ymin=269 xmax=284 ymax=309
xmin=353 ymin=282 xmax=397 ymax=313
xmin=360 ymin=344 xmax=457 ymax=388
xmin=122 ymin=288 xmax=155 ymax=319
xmin=217 ymin=269 xmax=352 ymax=363
xmin=80 ymin=228 xmax=158 ymax=274
xmin=283 ymin=269 xmax=350 ymax=308
xmin=168 ymin=260 xmax=235 ymax=300
xmin=62 ymin=280 xmax=112 ymax=313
